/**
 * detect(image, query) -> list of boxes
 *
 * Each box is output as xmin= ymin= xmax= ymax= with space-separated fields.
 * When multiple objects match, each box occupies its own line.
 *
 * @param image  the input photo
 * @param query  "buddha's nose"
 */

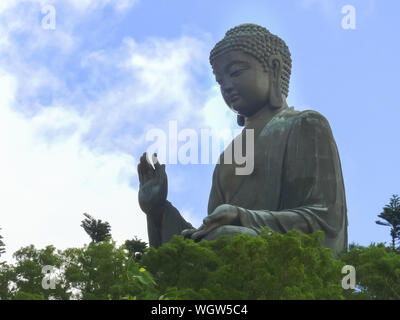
xmin=222 ymin=80 xmax=234 ymax=94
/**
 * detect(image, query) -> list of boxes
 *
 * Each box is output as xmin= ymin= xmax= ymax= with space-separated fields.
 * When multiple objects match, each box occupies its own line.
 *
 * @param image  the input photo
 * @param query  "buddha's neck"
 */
xmin=244 ymin=106 xmax=280 ymax=130
xmin=244 ymin=98 xmax=289 ymax=130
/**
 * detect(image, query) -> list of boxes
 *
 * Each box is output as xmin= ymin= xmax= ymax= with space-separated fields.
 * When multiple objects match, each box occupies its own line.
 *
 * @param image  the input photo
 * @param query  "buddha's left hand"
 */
xmin=188 ymin=204 xmax=240 ymax=241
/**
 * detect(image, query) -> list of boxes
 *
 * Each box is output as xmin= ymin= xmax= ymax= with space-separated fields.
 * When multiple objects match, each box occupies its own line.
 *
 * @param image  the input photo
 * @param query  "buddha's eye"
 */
xmin=230 ymin=69 xmax=245 ymax=77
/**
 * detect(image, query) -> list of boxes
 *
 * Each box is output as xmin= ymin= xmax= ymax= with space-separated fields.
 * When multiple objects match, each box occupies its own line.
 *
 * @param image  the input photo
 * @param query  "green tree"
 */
xmin=0 ymin=227 xmax=5 ymax=265
xmin=11 ymin=245 xmax=70 ymax=300
xmin=63 ymin=239 xmax=158 ymax=300
xmin=125 ymin=237 xmax=148 ymax=261
xmin=340 ymin=243 xmax=400 ymax=299
xmin=0 ymin=263 xmax=15 ymax=300
xmin=80 ymin=213 xmax=111 ymax=243
xmin=142 ymin=228 xmax=345 ymax=300
xmin=2 ymin=240 xmax=158 ymax=300
xmin=376 ymin=194 xmax=400 ymax=250
xmin=6 ymin=231 xmax=399 ymax=300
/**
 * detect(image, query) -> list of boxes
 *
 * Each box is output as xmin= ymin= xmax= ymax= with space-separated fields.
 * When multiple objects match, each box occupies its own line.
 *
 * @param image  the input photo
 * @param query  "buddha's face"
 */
xmin=212 ymin=50 xmax=271 ymax=117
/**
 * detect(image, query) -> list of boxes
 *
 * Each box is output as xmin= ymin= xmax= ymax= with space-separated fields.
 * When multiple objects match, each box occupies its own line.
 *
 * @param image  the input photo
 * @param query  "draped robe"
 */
xmin=146 ymin=106 xmax=348 ymax=257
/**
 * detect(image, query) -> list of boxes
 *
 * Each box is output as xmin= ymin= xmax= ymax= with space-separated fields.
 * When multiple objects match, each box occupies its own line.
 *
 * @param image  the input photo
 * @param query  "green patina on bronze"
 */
xmin=137 ymin=23 xmax=348 ymax=258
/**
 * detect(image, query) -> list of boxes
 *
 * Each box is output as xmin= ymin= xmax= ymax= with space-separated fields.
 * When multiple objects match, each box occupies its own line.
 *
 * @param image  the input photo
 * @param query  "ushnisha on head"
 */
xmin=210 ymin=23 xmax=292 ymax=125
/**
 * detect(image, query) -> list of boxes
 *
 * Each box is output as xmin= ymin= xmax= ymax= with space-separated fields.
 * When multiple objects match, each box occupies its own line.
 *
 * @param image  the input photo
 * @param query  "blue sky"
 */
xmin=0 ymin=0 xmax=399 ymax=262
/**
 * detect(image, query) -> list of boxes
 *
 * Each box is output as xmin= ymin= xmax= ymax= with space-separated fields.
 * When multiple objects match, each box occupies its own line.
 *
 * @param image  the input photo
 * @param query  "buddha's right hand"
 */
xmin=137 ymin=152 xmax=168 ymax=217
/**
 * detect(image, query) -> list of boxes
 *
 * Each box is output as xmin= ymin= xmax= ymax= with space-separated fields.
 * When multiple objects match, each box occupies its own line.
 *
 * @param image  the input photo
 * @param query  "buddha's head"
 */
xmin=210 ymin=24 xmax=292 ymax=125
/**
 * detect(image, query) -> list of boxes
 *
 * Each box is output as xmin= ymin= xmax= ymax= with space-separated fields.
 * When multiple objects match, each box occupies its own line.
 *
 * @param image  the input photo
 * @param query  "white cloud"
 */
xmin=123 ymin=36 xmax=208 ymax=120
xmin=0 ymin=0 xmax=234 ymax=263
xmin=0 ymin=0 xmax=138 ymax=14
xmin=201 ymin=85 xmax=236 ymax=132
xmin=79 ymin=35 xmax=213 ymax=152
xmin=0 ymin=0 xmax=224 ymax=153
xmin=0 ymin=72 xmax=147 ymax=263
xmin=0 ymin=2 xmax=77 ymax=56
xmin=0 ymin=0 xmax=138 ymax=54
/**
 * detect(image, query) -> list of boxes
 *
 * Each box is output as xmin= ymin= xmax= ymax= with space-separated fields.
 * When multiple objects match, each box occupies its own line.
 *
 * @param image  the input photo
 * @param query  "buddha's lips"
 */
xmin=229 ymin=94 xmax=240 ymax=103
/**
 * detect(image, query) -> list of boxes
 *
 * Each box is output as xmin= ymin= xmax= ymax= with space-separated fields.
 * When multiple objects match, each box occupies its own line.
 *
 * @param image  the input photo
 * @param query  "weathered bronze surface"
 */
xmin=137 ymin=24 xmax=348 ymax=257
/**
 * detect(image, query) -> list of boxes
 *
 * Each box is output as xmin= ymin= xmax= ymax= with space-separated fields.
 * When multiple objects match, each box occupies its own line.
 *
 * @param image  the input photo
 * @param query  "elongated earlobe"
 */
xmin=237 ymin=115 xmax=245 ymax=126
xmin=268 ymin=55 xmax=283 ymax=109
xmin=269 ymin=82 xmax=283 ymax=108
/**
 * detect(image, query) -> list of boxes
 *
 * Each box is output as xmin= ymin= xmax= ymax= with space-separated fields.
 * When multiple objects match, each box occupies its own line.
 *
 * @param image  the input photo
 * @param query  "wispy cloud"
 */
xmin=0 ymin=71 xmax=147 ymax=263
xmin=80 ymin=35 xmax=213 ymax=154
xmin=0 ymin=0 xmax=139 ymax=13
xmin=0 ymin=0 xmax=235 ymax=260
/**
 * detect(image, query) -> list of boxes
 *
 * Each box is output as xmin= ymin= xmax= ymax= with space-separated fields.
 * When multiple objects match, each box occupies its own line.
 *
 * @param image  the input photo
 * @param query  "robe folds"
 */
xmin=147 ymin=106 xmax=348 ymax=257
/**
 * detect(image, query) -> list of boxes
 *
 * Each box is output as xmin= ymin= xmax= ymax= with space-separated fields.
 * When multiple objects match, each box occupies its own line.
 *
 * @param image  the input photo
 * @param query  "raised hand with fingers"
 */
xmin=137 ymin=152 xmax=168 ymax=216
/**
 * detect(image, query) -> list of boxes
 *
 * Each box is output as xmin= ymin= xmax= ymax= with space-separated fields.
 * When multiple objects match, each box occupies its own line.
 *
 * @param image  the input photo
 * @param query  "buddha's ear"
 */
xmin=267 ymin=55 xmax=283 ymax=109
xmin=237 ymin=114 xmax=245 ymax=126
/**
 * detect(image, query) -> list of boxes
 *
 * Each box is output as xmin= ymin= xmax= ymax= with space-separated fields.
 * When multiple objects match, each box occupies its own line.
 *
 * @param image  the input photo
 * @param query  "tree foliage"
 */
xmin=125 ymin=237 xmax=148 ymax=261
xmin=11 ymin=245 xmax=70 ymax=300
xmin=0 ymin=227 xmax=5 ymax=264
xmin=340 ymin=243 xmax=400 ymax=300
xmin=376 ymin=194 xmax=400 ymax=250
xmin=142 ymin=228 xmax=346 ymax=300
xmin=63 ymin=239 xmax=157 ymax=299
xmin=0 ymin=263 xmax=14 ymax=300
xmin=0 ymin=241 xmax=157 ymax=300
xmin=1 ymin=229 xmax=400 ymax=300
xmin=80 ymin=213 xmax=111 ymax=243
